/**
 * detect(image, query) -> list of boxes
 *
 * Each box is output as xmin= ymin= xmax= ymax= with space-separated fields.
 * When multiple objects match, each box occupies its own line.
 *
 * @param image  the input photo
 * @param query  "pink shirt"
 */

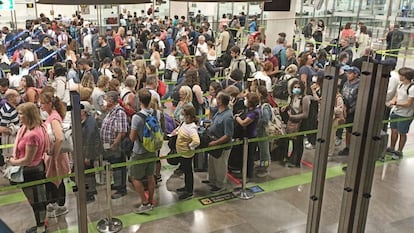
xmin=16 ymin=126 xmax=46 ymax=167
xmin=45 ymin=110 xmax=62 ymax=125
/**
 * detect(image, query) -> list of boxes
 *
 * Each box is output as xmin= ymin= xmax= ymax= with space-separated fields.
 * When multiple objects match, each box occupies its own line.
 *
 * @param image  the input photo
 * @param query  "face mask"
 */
xmin=102 ymin=100 xmax=108 ymax=107
xmin=304 ymin=47 xmax=310 ymax=52
xmin=244 ymin=99 xmax=248 ymax=107
xmin=292 ymin=88 xmax=302 ymax=95
xmin=40 ymin=110 xmax=49 ymax=120
xmin=312 ymin=76 xmax=318 ymax=83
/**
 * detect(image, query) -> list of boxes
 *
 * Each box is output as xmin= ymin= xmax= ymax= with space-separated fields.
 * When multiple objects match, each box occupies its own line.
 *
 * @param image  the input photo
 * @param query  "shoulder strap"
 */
xmin=121 ymin=91 xmax=132 ymax=101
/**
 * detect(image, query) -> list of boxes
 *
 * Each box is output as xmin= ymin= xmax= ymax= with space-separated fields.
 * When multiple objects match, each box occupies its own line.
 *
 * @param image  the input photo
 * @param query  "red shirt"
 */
xmin=114 ymin=34 xmax=124 ymax=55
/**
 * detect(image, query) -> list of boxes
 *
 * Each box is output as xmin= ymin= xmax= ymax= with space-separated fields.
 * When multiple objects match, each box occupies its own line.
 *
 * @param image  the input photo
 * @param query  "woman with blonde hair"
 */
xmin=39 ymin=92 xmax=71 ymax=218
xmin=5 ymin=102 xmax=49 ymax=233
xmin=174 ymin=85 xmax=193 ymax=123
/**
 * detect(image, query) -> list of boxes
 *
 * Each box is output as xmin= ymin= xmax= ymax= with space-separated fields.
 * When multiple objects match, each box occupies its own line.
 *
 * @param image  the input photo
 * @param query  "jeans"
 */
xmin=46 ymin=181 xmax=66 ymax=206
xmin=162 ymin=84 xmax=175 ymax=100
xmin=104 ymin=150 xmax=127 ymax=194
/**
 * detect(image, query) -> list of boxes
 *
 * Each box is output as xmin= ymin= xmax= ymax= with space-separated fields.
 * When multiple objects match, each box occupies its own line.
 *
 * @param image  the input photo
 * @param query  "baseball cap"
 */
xmin=80 ymin=101 xmax=94 ymax=115
xmin=346 ymin=66 xmax=361 ymax=75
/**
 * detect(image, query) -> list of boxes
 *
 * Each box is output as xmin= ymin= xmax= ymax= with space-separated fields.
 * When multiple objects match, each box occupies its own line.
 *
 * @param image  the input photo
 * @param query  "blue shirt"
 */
xmin=208 ymin=108 xmax=234 ymax=142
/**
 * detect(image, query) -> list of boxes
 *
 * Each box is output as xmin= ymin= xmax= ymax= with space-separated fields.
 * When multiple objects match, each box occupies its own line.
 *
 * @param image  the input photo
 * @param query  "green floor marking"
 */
xmin=53 ymin=152 xmax=414 ymax=233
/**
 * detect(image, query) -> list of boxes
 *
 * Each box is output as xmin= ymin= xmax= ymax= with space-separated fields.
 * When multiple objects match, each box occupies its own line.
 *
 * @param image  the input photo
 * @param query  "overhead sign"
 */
xmin=0 ymin=0 xmax=15 ymax=10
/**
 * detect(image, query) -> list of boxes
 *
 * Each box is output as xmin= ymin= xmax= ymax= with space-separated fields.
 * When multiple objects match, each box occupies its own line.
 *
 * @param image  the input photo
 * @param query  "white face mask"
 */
xmin=305 ymin=47 xmax=311 ymax=52
xmin=312 ymin=76 xmax=318 ymax=83
xmin=102 ymin=99 xmax=108 ymax=107
xmin=40 ymin=110 xmax=49 ymax=120
xmin=244 ymin=99 xmax=248 ymax=107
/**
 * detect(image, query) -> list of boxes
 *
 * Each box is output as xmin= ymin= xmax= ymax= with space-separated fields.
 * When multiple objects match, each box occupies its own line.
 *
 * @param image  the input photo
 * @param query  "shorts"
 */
xmin=345 ymin=113 xmax=355 ymax=133
xmin=390 ymin=113 xmax=413 ymax=134
xmin=128 ymin=151 xmax=156 ymax=180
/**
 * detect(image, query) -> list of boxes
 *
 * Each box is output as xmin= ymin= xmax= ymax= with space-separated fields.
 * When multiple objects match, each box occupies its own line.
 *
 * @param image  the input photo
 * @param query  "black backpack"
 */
xmin=273 ymin=74 xmax=297 ymax=100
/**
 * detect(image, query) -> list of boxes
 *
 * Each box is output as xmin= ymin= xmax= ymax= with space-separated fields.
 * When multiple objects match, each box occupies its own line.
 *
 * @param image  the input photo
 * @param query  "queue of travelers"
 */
xmin=0 ymin=10 xmax=413 ymax=233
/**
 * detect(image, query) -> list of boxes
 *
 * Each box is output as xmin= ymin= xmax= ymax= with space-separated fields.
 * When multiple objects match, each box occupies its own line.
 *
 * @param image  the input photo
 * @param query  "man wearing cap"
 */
xmin=338 ymin=66 xmax=361 ymax=156
xmin=80 ymin=101 xmax=100 ymax=202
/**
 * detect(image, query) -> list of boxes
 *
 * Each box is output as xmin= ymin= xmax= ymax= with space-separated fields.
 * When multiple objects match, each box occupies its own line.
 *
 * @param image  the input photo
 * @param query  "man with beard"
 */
xmin=96 ymin=35 xmax=113 ymax=63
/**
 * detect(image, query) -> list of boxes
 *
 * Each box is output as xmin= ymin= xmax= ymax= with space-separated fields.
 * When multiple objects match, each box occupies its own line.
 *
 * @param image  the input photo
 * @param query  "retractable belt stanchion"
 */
xmin=96 ymin=162 xmax=123 ymax=233
xmin=238 ymin=138 xmax=254 ymax=200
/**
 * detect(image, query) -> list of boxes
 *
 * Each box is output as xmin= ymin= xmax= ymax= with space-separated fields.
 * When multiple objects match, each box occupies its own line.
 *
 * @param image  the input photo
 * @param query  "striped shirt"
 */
xmin=0 ymin=102 xmax=19 ymax=127
xmin=100 ymin=105 xmax=128 ymax=145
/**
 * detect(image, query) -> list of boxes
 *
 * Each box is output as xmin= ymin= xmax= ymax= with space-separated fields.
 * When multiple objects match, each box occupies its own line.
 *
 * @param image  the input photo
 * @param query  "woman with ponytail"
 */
xmin=39 ymin=92 xmax=71 ymax=218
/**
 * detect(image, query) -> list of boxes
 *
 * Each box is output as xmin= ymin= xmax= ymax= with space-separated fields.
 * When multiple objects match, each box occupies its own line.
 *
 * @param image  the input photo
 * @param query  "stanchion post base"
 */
xmin=96 ymin=218 xmax=123 ymax=233
xmin=238 ymin=189 xmax=255 ymax=200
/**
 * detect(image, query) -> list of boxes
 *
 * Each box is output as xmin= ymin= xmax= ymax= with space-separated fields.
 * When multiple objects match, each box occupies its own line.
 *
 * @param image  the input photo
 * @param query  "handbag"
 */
xmin=286 ymin=120 xmax=301 ymax=134
xmin=164 ymin=69 xmax=173 ymax=80
xmin=4 ymin=165 xmax=24 ymax=183
xmin=47 ymin=123 xmax=74 ymax=155
xmin=198 ymin=129 xmax=223 ymax=159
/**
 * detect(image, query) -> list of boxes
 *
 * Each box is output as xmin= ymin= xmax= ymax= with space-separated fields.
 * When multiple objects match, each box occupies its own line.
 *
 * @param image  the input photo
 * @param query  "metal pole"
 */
xmin=238 ymin=138 xmax=254 ymax=200
xmin=337 ymin=61 xmax=391 ymax=232
xmin=96 ymin=162 xmax=123 ymax=233
xmin=70 ymin=91 xmax=88 ymax=233
xmin=306 ymin=65 xmax=338 ymax=233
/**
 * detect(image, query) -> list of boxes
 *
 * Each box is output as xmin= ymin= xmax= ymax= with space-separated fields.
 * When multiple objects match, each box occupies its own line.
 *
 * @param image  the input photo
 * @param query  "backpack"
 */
xmin=237 ymin=59 xmax=250 ymax=81
xmin=399 ymin=82 xmax=414 ymax=95
xmin=273 ymin=74 xmax=297 ymax=100
xmin=118 ymin=91 xmax=136 ymax=117
xmin=261 ymin=103 xmax=285 ymax=136
xmin=164 ymin=113 xmax=177 ymax=135
xmin=0 ymin=68 xmax=5 ymax=79
xmin=302 ymin=23 xmax=312 ymax=38
xmin=137 ymin=111 xmax=164 ymax=152
xmin=107 ymin=36 xmax=115 ymax=53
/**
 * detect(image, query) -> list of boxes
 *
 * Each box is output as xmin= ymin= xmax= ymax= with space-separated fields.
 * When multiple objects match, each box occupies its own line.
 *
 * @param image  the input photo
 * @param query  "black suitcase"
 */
xmin=228 ymin=144 xmax=243 ymax=172
xmin=193 ymin=152 xmax=208 ymax=172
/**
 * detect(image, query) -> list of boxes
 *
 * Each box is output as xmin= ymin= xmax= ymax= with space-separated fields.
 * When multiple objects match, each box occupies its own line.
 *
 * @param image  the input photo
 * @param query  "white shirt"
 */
xmin=393 ymin=82 xmax=414 ymax=117
xmin=195 ymin=42 xmax=208 ymax=56
xmin=166 ymin=54 xmax=178 ymax=71
xmin=83 ymin=34 xmax=92 ymax=53
xmin=23 ymin=50 xmax=35 ymax=63
xmin=254 ymin=71 xmax=272 ymax=93
xmin=386 ymin=70 xmax=400 ymax=102
xmin=9 ymin=74 xmax=22 ymax=88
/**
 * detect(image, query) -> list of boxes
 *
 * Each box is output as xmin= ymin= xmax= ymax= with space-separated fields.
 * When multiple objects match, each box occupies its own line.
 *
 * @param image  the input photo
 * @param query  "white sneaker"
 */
xmin=134 ymin=203 xmax=153 ymax=214
xmin=54 ymin=205 xmax=69 ymax=217
xmin=48 ymin=204 xmax=68 ymax=218
xmin=46 ymin=203 xmax=57 ymax=218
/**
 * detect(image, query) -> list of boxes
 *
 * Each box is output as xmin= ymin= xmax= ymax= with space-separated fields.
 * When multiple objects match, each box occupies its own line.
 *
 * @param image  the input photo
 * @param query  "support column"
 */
xmin=264 ymin=0 xmax=297 ymax=49
xmin=169 ymin=1 xmax=189 ymax=21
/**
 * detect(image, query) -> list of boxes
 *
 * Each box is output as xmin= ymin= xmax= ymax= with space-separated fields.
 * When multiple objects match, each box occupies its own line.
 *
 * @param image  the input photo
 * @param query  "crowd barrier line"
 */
xmin=0 ymin=116 xmax=412 ymax=193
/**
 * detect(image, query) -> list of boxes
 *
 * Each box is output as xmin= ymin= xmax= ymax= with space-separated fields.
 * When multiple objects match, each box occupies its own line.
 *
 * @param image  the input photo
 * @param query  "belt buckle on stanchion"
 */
xmin=235 ymin=138 xmax=254 ymax=200
xmin=96 ymin=162 xmax=123 ymax=233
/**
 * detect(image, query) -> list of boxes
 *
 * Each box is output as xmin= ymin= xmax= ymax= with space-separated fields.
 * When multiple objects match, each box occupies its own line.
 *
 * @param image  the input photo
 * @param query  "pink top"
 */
xmin=43 ymin=110 xmax=71 ymax=186
xmin=15 ymin=126 xmax=46 ymax=167
xmin=341 ymin=29 xmax=355 ymax=39
xmin=45 ymin=110 xmax=62 ymax=125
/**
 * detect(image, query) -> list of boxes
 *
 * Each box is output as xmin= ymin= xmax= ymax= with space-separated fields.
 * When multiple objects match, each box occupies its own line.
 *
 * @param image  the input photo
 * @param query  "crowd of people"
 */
xmin=0 ymin=10 xmax=413 ymax=233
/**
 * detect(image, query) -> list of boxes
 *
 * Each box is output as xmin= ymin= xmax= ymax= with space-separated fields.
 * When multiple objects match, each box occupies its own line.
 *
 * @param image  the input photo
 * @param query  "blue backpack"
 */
xmin=137 ymin=111 xmax=164 ymax=152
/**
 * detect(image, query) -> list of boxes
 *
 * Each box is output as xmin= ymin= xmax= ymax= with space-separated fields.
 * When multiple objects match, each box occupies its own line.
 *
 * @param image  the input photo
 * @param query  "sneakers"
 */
xmin=178 ymin=192 xmax=193 ymax=200
xmin=156 ymin=175 xmax=162 ymax=183
xmin=210 ymin=186 xmax=225 ymax=193
xmin=335 ymin=138 xmax=342 ymax=146
xmin=47 ymin=203 xmax=68 ymax=218
xmin=338 ymin=147 xmax=349 ymax=156
xmin=134 ymin=203 xmax=153 ymax=214
xmin=26 ymin=226 xmax=46 ymax=233
xmin=391 ymin=151 xmax=403 ymax=160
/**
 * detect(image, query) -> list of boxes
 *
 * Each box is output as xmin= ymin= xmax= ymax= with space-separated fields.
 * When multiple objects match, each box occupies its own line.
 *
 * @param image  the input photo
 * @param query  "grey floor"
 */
xmin=1 ymin=133 xmax=414 ymax=233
